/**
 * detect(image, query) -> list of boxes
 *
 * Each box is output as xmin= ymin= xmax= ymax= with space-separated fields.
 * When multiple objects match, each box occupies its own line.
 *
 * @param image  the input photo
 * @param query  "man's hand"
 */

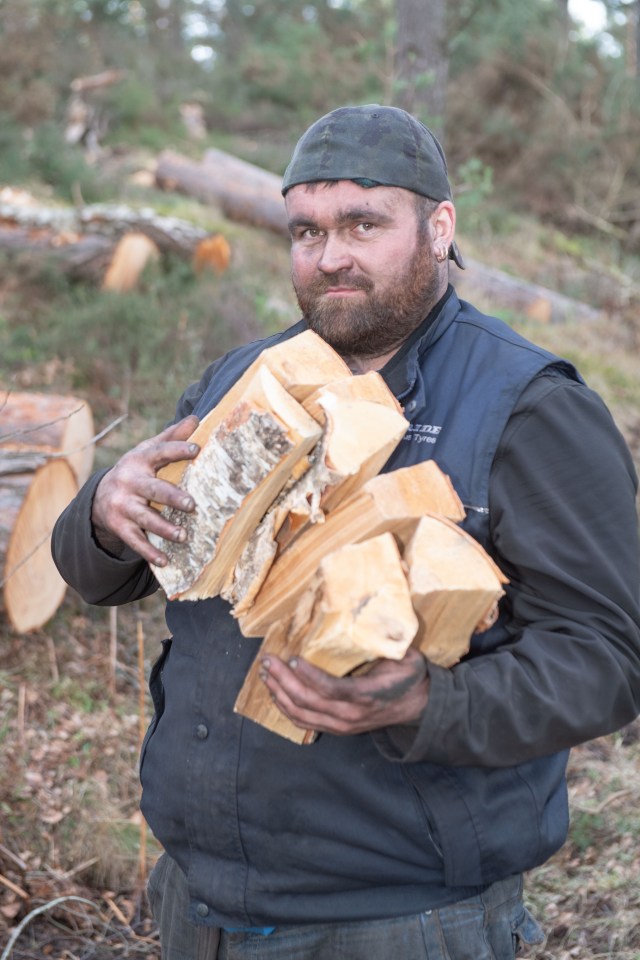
xmin=259 ymin=647 xmax=429 ymax=735
xmin=92 ymin=415 xmax=200 ymax=566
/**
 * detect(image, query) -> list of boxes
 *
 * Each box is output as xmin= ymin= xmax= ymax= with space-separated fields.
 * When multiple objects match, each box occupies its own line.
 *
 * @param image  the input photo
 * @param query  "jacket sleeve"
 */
xmin=374 ymin=371 xmax=640 ymax=766
xmin=51 ymin=470 xmax=159 ymax=606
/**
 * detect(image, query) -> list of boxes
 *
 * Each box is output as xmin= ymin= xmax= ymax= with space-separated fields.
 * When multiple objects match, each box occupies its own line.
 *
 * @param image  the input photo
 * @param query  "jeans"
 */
xmin=148 ymin=852 xmax=545 ymax=960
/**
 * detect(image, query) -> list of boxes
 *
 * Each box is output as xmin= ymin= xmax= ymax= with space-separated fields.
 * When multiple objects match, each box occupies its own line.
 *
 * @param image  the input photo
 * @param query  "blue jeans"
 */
xmin=148 ymin=853 xmax=545 ymax=960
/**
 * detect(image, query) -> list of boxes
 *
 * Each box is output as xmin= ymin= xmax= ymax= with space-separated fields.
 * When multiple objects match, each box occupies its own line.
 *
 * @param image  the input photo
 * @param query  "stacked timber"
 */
xmin=148 ymin=331 xmax=507 ymax=742
xmin=0 ymin=392 xmax=95 ymax=633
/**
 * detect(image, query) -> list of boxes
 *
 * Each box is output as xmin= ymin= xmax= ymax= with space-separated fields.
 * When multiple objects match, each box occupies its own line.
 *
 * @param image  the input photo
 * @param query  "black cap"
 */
xmin=282 ymin=104 xmax=464 ymax=268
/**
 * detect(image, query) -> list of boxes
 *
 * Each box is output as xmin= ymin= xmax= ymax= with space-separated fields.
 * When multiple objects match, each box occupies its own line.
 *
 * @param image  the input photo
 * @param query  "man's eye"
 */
xmin=356 ymin=222 xmax=375 ymax=233
xmin=301 ymin=227 xmax=322 ymax=239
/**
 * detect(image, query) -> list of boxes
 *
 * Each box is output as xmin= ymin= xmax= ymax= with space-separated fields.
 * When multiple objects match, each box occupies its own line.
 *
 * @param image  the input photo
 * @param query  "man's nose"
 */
xmin=317 ymin=234 xmax=353 ymax=274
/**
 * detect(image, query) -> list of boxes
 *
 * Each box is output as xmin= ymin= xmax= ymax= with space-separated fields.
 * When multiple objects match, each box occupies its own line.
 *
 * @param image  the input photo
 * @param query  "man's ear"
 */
xmin=431 ymin=201 xmax=456 ymax=248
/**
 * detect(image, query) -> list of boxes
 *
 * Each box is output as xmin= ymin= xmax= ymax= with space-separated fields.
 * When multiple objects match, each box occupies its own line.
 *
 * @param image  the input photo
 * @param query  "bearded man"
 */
xmin=52 ymin=105 xmax=640 ymax=960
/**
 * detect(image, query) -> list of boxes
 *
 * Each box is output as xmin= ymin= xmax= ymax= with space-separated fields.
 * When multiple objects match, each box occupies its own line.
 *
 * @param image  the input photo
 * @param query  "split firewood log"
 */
xmin=404 ymin=514 xmax=508 ymax=667
xmin=222 ymin=371 xmax=408 ymax=614
xmin=155 ymin=330 xmax=351 ymax=495
xmin=237 ymin=460 xmax=465 ymax=639
xmin=234 ymin=532 xmax=419 ymax=743
xmin=149 ymin=364 xmax=322 ymax=601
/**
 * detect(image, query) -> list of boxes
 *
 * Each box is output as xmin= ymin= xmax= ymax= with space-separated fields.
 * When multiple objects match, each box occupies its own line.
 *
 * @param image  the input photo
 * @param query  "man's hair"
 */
xmin=414 ymin=195 xmax=440 ymax=243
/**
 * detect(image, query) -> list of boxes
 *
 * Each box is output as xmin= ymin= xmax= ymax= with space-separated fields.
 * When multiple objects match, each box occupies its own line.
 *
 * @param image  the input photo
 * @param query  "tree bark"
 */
xmin=394 ymin=0 xmax=448 ymax=138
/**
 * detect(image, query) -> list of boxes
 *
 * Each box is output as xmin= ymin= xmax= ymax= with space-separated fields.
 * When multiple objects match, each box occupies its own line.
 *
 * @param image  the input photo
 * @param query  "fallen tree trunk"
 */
xmin=0 ymin=392 xmax=96 ymax=632
xmin=0 ymin=204 xmax=228 ymax=286
xmin=155 ymin=148 xmax=288 ymax=236
xmin=452 ymin=259 xmax=603 ymax=325
xmin=0 ymin=391 xmax=95 ymax=485
xmin=0 ymin=201 xmax=210 ymax=256
xmin=154 ymin=147 xmax=603 ymax=324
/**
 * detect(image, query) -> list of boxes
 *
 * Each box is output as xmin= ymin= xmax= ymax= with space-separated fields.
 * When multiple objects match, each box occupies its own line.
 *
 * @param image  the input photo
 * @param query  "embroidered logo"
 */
xmin=403 ymin=423 xmax=442 ymax=445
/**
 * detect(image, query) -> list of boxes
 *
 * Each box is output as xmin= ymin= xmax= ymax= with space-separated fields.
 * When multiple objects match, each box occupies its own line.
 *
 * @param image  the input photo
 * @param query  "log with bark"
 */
xmin=155 ymin=148 xmax=288 ymax=236
xmin=0 ymin=392 xmax=96 ymax=633
xmin=149 ymin=363 xmax=323 ymax=601
xmin=0 ymin=201 xmax=227 ymax=287
xmin=149 ymin=330 xmax=407 ymax=602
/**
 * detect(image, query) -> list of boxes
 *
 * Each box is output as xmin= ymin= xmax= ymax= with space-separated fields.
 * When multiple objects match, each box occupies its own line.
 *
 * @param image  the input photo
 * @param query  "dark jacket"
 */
xmin=52 ymin=289 xmax=640 ymax=928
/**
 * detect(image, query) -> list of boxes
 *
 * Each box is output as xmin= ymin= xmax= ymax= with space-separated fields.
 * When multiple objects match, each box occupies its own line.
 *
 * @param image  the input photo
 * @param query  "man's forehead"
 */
xmin=285 ymin=180 xmax=415 ymax=213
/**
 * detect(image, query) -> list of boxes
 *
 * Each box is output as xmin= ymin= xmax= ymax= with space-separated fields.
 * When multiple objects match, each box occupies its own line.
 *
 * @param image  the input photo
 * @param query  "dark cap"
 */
xmin=282 ymin=103 xmax=464 ymax=268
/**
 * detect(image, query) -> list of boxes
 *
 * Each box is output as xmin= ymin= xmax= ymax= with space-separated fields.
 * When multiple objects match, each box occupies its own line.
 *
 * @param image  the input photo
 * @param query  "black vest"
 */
xmin=140 ymin=292 xmax=581 ymax=927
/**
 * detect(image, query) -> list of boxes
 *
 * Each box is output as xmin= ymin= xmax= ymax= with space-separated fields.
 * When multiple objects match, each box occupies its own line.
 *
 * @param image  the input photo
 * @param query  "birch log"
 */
xmin=222 ymin=372 xmax=408 ymax=614
xmin=155 ymin=330 xmax=350 ymax=495
xmin=149 ymin=365 xmax=322 ymax=600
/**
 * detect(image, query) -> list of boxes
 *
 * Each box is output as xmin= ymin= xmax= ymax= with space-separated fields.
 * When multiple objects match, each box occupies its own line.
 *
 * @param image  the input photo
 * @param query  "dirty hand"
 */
xmin=91 ymin=415 xmax=200 ymax=565
xmin=259 ymin=647 xmax=429 ymax=735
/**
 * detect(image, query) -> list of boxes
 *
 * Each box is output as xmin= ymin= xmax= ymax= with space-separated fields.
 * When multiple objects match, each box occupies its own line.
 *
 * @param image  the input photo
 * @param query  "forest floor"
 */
xmin=2 ymin=149 xmax=640 ymax=959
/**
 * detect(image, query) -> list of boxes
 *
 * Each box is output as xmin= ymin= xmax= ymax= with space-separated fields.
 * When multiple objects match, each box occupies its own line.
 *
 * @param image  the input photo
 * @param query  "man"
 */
xmin=52 ymin=105 xmax=640 ymax=959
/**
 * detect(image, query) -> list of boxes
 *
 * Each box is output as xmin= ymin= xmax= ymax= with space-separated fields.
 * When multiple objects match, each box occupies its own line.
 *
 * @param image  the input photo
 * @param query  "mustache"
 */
xmin=304 ymin=270 xmax=374 ymax=294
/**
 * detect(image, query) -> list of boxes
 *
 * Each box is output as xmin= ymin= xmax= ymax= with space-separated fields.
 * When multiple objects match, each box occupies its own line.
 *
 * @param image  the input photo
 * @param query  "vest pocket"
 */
xmin=139 ymin=638 xmax=172 ymax=778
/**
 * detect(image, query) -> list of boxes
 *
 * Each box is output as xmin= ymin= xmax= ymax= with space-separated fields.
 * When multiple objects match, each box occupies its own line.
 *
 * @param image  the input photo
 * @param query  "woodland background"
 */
xmin=1 ymin=1 xmax=640 ymax=957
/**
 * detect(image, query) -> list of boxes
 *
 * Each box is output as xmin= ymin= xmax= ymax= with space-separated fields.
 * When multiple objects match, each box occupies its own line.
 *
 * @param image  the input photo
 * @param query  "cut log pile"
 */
xmin=0 ymin=392 xmax=95 ymax=633
xmin=148 ymin=332 xmax=507 ymax=742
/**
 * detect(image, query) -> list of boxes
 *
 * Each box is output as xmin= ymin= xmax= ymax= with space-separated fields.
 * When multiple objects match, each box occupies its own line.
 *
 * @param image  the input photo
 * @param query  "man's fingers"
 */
xmin=259 ymin=651 xmax=430 ymax=735
xmin=160 ymin=414 xmax=200 ymax=442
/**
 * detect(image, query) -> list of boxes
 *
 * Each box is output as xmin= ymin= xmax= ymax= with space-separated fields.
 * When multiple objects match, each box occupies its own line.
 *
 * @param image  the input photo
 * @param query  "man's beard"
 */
xmin=292 ymin=243 xmax=441 ymax=359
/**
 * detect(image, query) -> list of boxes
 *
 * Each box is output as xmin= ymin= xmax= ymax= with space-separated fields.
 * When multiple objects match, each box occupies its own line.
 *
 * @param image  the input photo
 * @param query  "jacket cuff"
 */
xmin=371 ymin=661 xmax=452 ymax=763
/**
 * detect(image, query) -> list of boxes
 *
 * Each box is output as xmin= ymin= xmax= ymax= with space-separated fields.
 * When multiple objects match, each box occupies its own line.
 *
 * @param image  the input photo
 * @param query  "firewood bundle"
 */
xmin=149 ymin=331 xmax=507 ymax=741
xmin=0 ymin=392 xmax=95 ymax=633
